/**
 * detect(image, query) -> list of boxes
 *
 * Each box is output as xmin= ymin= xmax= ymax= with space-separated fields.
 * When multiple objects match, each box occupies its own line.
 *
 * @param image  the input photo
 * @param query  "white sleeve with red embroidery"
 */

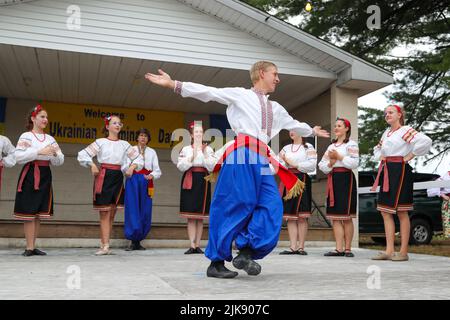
xmin=373 ymin=129 xmax=387 ymax=162
xmin=342 ymin=141 xmax=359 ymax=170
xmin=409 ymin=129 xmax=432 ymax=156
xmin=427 ymin=175 xmax=443 ymax=197
xmin=14 ymin=133 xmax=39 ymax=164
xmin=275 ymin=105 xmax=313 ymax=138
xmin=177 ymin=146 xmax=193 ymax=172
xmin=148 ymin=148 xmax=162 ymax=180
xmin=203 ymin=146 xmax=216 ymax=172
xmin=49 ymin=137 xmax=64 ymax=166
xmin=297 ymin=144 xmax=317 ymax=173
xmin=1 ymin=136 xmax=16 ymax=167
xmin=318 ymin=146 xmax=332 ymax=175
xmin=174 ymin=81 xmax=241 ymax=105
xmin=77 ymin=139 xmax=101 ymax=168
xmin=122 ymin=142 xmax=144 ymax=173
xmin=277 ymin=148 xmax=287 ymax=168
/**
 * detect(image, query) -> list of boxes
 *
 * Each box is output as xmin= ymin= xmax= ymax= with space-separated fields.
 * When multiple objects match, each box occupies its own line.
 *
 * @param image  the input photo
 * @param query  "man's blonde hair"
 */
xmin=250 ymin=61 xmax=277 ymax=84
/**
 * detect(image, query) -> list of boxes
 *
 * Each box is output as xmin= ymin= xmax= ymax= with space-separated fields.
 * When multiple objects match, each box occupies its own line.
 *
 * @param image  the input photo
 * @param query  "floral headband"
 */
xmin=31 ymin=104 xmax=43 ymax=117
xmin=189 ymin=121 xmax=203 ymax=130
xmin=386 ymin=104 xmax=402 ymax=115
xmin=104 ymin=116 xmax=111 ymax=128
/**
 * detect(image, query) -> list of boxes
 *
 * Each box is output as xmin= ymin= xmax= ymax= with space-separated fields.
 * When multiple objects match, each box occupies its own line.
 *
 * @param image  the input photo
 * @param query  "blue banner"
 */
xmin=209 ymin=114 xmax=231 ymax=137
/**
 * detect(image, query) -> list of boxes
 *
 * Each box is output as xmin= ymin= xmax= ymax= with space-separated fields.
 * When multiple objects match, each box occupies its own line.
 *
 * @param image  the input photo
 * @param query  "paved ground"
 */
xmin=0 ymin=247 xmax=449 ymax=300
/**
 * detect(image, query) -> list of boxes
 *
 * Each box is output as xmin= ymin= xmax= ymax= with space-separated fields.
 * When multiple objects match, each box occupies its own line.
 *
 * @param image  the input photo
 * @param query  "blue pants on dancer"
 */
xmin=124 ymin=173 xmax=153 ymax=245
xmin=206 ymin=147 xmax=283 ymax=263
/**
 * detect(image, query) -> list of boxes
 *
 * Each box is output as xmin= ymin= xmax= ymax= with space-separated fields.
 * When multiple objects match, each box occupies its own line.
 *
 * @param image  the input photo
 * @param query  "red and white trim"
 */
xmin=377 ymin=139 xmax=383 ymax=148
xmin=327 ymin=214 xmax=356 ymax=221
xmin=14 ymin=212 xmax=53 ymax=221
xmin=85 ymin=141 xmax=100 ymax=157
xmin=298 ymin=212 xmax=312 ymax=219
xmin=174 ymin=80 xmax=183 ymax=95
xmin=252 ymin=88 xmax=273 ymax=137
xmin=179 ymin=212 xmax=209 ymax=220
xmin=402 ymin=128 xmax=418 ymax=144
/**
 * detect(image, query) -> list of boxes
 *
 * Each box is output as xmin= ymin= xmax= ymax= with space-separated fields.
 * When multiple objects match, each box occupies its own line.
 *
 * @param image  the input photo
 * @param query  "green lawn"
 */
xmin=359 ymin=235 xmax=450 ymax=258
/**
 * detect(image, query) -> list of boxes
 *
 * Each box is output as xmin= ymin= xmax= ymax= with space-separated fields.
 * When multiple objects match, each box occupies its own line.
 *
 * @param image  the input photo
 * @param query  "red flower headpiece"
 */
xmin=189 ymin=121 xmax=203 ymax=130
xmin=31 ymin=104 xmax=43 ymax=117
xmin=104 ymin=116 xmax=111 ymax=128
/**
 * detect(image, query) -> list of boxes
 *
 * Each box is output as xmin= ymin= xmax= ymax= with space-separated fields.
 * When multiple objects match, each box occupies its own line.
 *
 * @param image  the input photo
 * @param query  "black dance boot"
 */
xmin=232 ymin=247 xmax=261 ymax=276
xmin=206 ymin=261 xmax=238 ymax=279
xmin=195 ymin=247 xmax=204 ymax=254
xmin=22 ymin=249 xmax=34 ymax=257
xmin=32 ymin=248 xmax=47 ymax=256
xmin=133 ymin=241 xmax=146 ymax=250
xmin=125 ymin=241 xmax=134 ymax=251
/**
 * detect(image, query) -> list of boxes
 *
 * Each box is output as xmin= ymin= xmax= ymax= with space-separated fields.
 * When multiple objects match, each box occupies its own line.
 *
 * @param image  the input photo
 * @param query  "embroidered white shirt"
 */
xmin=77 ymin=138 xmax=143 ymax=173
xmin=126 ymin=146 xmax=162 ymax=180
xmin=427 ymin=171 xmax=450 ymax=197
xmin=318 ymin=140 xmax=359 ymax=175
xmin=174 ymin=81 xmax=313 ymax=144
xmin=278 ymin=143 xmax=317 ymax=173
xmin=177 ymin=145 xmax=215 ymax=172
xmin=373 ymin=126 xmax=432 ymax=161
xmin=0 ymin=135 xmax=16 ymax=167
xmin=15 ymin=132 xmax=64 ymax=166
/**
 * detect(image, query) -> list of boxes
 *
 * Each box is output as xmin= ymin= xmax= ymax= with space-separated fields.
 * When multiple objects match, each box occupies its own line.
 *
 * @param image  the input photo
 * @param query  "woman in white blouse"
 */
xmin=0 ymin=134 xmax=16 ymax=193
xmin=78 ymin=115 xmax=143 ymax=256
xmin=124 ymin=128 xmax=162 ymax=251
xmin=278 ymin=130 xmax=317 ymax=255
xmin=371 ymin=105 xmax=432 ymax=261
xmin=14 ymin=104 xmax=64 ymax=257
xmin=427 ymin=168 xmax=450 ymax=239
xmin=177 ymin=121 xmax=214 ymax=254
xmin=319 ymin=118 xmax=359 ymax=258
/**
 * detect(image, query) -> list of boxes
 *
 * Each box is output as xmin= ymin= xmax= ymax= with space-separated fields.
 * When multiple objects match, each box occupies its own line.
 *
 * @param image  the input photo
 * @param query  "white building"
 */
xmin=0 ymin=0 xmax=392 ymax=245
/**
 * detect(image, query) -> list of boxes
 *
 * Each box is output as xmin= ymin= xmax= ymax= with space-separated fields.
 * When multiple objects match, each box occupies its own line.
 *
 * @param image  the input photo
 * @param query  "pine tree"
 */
xmin=243 ymin=0 xmax=450 ymax=169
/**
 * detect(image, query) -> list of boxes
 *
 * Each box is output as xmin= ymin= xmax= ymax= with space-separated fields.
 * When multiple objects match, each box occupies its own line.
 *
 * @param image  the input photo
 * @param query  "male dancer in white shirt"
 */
xmin=145 ymin=61 xmax=329 ymax=278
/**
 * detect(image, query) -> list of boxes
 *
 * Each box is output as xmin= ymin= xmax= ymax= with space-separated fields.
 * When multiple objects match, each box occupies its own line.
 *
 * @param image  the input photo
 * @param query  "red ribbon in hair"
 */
xmin=189 ymin=121 xmax=202 ymax=130
xmin=104 ymin=116 xmax=111 ymax=128
xmin=337 ymin=117 xmax=351 ymax=129
xmin=391 ymin=104 xmax=402 ymax=115
xmin=31 ymin=104 xmax=43 ymax=117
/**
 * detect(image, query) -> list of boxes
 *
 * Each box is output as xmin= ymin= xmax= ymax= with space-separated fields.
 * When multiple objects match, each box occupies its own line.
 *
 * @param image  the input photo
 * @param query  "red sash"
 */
xmin=182 ymin=167 xmax=209 ymax=190
xmin=94 ymin=163 xmax=121 ymax=199
xmin=371 ymin=156 xmax=404 ymax=192
xmin=327 ymin=167 xmax=352 ymax=207
xmin=17 ymin=160 xmax=50 ymax=192
xmin=210 ymin=134 xmax=304 ymax=200
xmin=278 ymin=168 xmax=301 ymax=196
xmin=134 ymin=168 xmax=154 ymax=197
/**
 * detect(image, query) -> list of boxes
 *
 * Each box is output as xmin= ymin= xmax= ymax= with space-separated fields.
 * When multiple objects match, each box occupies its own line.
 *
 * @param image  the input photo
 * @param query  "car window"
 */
xmin=414 ymin=173 xmax=440 ymax=183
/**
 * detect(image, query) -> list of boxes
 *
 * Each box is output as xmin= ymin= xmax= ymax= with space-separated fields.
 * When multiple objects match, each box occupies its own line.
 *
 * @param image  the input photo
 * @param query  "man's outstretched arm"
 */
xmin=145 ymin=69 xmax=175 ymax=90
xmin=145 ymin=69 xmax=241 ymax=106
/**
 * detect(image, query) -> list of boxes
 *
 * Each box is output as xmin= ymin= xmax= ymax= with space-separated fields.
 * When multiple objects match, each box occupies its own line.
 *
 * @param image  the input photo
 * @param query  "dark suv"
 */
xmin=359 ymin=171 xmax=443 ymax=245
